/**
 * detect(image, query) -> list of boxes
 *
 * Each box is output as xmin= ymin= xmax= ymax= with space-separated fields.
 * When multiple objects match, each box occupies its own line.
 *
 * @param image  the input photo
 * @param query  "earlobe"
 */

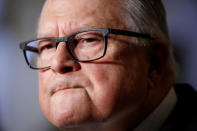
xmin=148 ymin=39 xmax=170 ymax=88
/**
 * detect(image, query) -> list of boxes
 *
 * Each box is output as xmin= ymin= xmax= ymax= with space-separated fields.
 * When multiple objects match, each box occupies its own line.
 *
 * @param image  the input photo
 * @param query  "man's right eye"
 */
xmin=43 ymin=44 xmax=54 ymax=50
xmin=38 ymin=41 xmax=56 ymax=53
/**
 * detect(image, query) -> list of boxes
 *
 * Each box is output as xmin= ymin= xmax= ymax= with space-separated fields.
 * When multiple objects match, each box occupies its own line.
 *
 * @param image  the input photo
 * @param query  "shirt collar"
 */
xmin=134 ymin=88 xmax=177 ymax=131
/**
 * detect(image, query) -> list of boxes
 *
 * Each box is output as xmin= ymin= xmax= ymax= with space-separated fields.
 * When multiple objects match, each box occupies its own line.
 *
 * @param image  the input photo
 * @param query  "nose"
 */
xmin=50 ymin=42 xmax=81 ymax=74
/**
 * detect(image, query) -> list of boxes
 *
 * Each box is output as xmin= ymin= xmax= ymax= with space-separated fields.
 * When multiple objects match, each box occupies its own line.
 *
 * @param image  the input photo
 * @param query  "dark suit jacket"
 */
xmin=160 ymin=84 xmax=197 ymax=131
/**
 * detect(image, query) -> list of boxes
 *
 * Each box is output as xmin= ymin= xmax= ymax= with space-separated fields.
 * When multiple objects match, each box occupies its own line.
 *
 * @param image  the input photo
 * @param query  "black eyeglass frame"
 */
xmin=19 ymin=28 xmax=156 ymax=70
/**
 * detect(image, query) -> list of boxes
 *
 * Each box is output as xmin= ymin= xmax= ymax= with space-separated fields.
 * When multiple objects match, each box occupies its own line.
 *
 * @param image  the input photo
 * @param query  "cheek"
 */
xmin=38 ymin=71 xmax=48 ymax=98
xmin=81 ymin=56 xmax=149 ymax=119
xmin=81 ymin=64 xmax=129 ymax=119
xmin=38 ymin=71 xmax=52 ymax=118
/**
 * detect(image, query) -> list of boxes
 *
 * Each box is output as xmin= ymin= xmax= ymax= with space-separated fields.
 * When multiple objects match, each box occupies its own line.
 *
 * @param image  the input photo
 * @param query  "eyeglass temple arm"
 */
xmin=109 ymin=29 xmax=156 ymax=40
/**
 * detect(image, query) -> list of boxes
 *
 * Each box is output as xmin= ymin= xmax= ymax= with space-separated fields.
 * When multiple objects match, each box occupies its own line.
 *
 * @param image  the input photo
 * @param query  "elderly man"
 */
xmin=20 ymin=0 xmax=197 ymax=130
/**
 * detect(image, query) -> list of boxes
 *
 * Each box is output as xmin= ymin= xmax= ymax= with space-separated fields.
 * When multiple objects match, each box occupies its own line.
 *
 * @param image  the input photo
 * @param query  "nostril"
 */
xmin=60 ymin=66 xmax=73 ymax=73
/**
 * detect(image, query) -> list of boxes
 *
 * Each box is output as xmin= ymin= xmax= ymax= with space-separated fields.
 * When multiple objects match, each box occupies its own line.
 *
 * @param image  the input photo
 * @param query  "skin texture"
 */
xmin=38 ymin=0 xmax=173 ymax=130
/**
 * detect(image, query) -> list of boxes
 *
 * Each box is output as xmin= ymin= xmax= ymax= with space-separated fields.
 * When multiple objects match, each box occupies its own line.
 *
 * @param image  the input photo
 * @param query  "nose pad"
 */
xmin=50 ymin=42 xmax=81 ymax=73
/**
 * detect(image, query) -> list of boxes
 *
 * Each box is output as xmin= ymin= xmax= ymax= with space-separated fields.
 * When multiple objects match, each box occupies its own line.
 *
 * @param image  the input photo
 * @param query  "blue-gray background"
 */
xmin=0 ymin=0 xmax=196 ymax=131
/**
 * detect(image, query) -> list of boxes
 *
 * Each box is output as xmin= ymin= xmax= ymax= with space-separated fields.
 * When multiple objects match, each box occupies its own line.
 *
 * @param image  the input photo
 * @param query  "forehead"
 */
xmin=38 ymin=0 xmax=129 ymax=36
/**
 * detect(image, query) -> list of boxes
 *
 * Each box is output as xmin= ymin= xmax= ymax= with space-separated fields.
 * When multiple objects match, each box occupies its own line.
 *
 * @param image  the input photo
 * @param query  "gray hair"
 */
xmin=120 ymin=0 xmax=178 ymax=80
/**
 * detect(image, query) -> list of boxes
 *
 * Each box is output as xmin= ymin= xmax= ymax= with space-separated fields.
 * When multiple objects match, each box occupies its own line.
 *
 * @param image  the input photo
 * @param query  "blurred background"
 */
xmin=0 ymin=0 xmax=196 ymax=131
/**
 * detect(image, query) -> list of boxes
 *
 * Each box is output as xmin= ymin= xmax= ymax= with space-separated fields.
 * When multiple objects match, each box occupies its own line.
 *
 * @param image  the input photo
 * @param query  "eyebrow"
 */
xmin=67 ymin=23 xmax=108 ymax=34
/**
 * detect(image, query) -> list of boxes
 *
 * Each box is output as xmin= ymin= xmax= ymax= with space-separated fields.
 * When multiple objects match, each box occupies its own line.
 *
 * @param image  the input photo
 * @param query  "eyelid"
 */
xmin=38 ymin=39 xmax=55 ymax=45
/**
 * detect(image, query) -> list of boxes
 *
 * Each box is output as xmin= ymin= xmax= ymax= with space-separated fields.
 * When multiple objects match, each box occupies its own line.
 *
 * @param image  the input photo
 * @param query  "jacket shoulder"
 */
xmin=161 ymin=83 xmax=197 ymax=131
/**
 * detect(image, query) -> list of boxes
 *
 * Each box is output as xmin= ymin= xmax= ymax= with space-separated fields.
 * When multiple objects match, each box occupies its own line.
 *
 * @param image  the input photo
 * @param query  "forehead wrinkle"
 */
xmin=40 ymin=0 xmax=130 ymax=37
xmin=56 ymin=12 xmax=110 ymax=36
xmin=60 ymin=21 xmax=108 ymax=36
xmin=41 ymin=0 xmax=106 ymax=37
xmin=58 ymin=12 xmax=126 ymax=36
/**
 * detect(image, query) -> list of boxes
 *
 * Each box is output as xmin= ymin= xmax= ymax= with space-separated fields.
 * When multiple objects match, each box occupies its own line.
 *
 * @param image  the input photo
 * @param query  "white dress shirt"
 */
xmin=134 ymin=88 xmax=177 ymax=131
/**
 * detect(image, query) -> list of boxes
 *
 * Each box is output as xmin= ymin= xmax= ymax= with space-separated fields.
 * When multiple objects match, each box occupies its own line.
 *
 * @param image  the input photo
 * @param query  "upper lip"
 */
xmin=47 ymin=76 xmax=88 ymax=96
xmin=51 ymin=87 xmax=71 ymax=95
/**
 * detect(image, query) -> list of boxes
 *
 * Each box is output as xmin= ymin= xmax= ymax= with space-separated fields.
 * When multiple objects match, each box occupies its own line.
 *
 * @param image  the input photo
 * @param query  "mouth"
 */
xmin=51 ymin=86 xmax=82 ymax=96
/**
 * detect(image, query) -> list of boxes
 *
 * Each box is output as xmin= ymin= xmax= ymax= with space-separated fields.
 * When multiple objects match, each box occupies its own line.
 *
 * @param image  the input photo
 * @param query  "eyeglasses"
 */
xmin=19 ymin=28 xmax=155 ymax=70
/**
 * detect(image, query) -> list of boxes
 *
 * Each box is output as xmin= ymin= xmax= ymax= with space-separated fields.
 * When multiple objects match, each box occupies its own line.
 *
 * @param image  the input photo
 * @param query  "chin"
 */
xmin=49 ymin=106 xmax=93 ymax=129
xmin=47 ymin=88 xmax=93 ymax=128
xmin=52 ymin=110 xmax=88 ymax=128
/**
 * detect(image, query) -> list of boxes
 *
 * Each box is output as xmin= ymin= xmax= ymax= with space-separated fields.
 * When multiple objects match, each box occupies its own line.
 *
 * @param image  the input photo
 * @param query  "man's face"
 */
xmin=38 ymin=0 xmax=150 ymax=129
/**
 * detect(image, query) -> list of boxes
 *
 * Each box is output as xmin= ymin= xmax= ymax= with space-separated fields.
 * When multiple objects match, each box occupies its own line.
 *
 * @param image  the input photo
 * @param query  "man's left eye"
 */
xmin=83 ymin=38 xmax=99 ymax=43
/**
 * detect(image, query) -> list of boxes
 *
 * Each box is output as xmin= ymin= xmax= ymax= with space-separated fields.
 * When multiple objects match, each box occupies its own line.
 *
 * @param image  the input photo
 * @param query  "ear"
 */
xmin=148 ymin=39 xmax=170 ymax=88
